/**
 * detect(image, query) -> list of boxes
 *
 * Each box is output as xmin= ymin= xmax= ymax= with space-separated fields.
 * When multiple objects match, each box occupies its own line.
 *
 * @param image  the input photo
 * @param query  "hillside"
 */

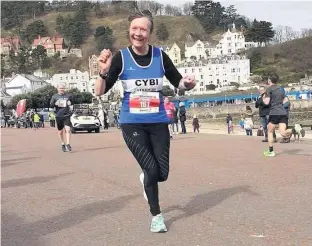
xmin=247 ymin=36 xmax=312 ymax=83
xmin=3 ymin=11 xmax=210 ymax=70
xmin=2 ymin=9 xmax=311 ymax=83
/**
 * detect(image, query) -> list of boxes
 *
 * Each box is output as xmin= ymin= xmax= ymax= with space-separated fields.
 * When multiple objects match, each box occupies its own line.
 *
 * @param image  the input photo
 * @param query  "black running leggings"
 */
xmin=121 ymin=123 xmax=170 ymax=216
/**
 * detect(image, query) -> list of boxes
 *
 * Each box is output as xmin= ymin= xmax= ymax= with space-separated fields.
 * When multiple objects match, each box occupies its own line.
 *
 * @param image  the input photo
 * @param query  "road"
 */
xmin=1 ymin=127 xmax=312 ymax=246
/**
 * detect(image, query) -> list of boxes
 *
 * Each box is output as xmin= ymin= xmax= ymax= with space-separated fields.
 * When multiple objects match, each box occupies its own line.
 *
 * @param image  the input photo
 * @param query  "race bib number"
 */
xmin=57 ymin=99 xmax=67 ymax=108
xmin=166 ymin=109 xmax=171 ymax=115
xmin=129 ymin=92 xmax=160 ymax=114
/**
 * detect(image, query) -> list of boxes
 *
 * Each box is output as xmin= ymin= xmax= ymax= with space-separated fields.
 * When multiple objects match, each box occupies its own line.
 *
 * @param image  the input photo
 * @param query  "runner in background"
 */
xmin=50 ymin=84 xmax=73 ymax=152
xmin=164 ymin=97 xmax=175 ymax=139
xmin=95 ymin=9 xmax=195 ymax=233
xmin=263 ymin=73 xmax=292 ymax=157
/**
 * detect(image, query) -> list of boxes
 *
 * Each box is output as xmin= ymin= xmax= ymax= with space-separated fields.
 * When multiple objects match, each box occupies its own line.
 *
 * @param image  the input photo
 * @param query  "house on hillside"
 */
xmin=184 ymin=24 xmax=263 ymax=60
xmin=0 ymin=36 xmax=21 ymax=55
xmin=89 ymin=54 xmax=99 ymax=79
xmin=159 ymin=43 xmax=182 ymax=66
xmin=32 ymin=35 xmax=65 ymax=57
xmin=50 ymin=69 xmax=90 ymax=93
xmin=4 ymin=74 xmax=48 ymax=96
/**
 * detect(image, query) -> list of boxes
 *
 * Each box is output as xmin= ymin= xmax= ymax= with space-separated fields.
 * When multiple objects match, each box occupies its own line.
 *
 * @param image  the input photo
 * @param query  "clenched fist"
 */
xmin=98 ymin=49 xmax=112 ymax=74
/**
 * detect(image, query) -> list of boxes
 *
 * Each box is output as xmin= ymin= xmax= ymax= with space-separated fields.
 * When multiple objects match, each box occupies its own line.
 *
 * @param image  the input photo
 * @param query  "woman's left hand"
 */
xmin=180 ymin=75 xmax=196 ymax=90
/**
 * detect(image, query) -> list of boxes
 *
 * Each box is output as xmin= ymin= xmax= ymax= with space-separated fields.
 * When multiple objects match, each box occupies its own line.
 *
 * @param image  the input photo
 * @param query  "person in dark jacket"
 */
xmin=255 ymin=86 xmax=276 ymax=142
xmin=172 ymin=106 xmax=179 ymax=134
xmin=226 ymin=114 xmax=232 ymax=134
xmin=179 ymin=102 xmax=187 ymax=134
xmin=192 ymin=114 xmax=200 ymax=133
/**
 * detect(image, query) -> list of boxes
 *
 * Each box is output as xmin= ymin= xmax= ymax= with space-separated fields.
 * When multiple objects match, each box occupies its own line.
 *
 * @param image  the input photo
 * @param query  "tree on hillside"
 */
xmin=94 ymin=26 xmax=116 ymax=52
xmin=245 ymin=19 xmax=274 ymax=44
xmin=156 ymin=23 xmax=169 ymax=41
xmin=24 ymin=20 xmax=48 ymax=43
xmin=223 ymin=5 xmax=238 ymax=26
xmin=183 ymin=2 xmax=193 ymax=15
xmin=55 ymin=9 xmax=89 ymax=48
xmin=31 ymin=45 xmax=48 ymax=69
xmin=248 ymin=48 xmax=263 ymax=71
xmin=191 ymin=0 xmax=225 ymax=33
xmin=1 ymin=1 xmax=46 ymax=29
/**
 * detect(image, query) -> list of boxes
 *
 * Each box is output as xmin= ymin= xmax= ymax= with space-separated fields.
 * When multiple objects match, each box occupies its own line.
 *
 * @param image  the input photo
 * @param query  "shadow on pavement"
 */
xmin=76 ymin=145 xmax=126 ymax=153
xmin=1 ymin=156 xmax=40 ymax=168
xmin=1 ymin=173 xmax=73 ymax=188
xmin=163 ymin=185 xmax=260 ymax=228
xmin=2 ymin=194 xmax=140 ymax=245
xmin=279 ymin=148 xmax=312 ymax=157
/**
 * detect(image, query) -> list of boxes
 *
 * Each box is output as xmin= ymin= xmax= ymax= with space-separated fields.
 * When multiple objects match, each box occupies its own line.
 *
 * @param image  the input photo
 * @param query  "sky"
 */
xmin=157 ymin=0 xmax=312 ymax=31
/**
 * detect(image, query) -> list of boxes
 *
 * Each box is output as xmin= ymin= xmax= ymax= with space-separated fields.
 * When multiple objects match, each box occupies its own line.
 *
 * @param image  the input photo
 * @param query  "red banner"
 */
xmin=16 ymin=99 xmax=27 ymax=117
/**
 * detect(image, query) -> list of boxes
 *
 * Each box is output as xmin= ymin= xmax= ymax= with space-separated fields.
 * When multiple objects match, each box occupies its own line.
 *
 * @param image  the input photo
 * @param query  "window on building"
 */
xmin=200 ymin=82 xmax=203 ymax=86
xmin=192 ymin=68 xmax=195 ymax=73
xmin=228 ymin=43 xmax=231 ymax=46
xmin=93 ymin=64 xmax=97 ymax=68
xmin=217 ymin=79 xmax=220 ymax=84
xmin=66 ymin=77 xmax=68 ymax=80
xmin=232 ymin=68 xmax=235 ymax=73
xmin=82 ymin=76 xmax=84 ymax=79
xmin=199 ymin=68 xmax=202 ymax=72
xmin=175 ymin=53 xmax=177 ymax=58
xmin=82 ymin=83 xmax=86 ymax=86
xmin=228 ymin=49 xmax=231 ymax=53
xmin=71 ymin=76 xmax=73 ymax=80
xmin=76 ymin=76 xmax=78 ymax=79
xmin=83 ymin=89 xmax=86 ymax=92
xmin=60 ymin=77 xmax=63 ymax=80
xmin=174 ymin=59 xmax=177 ymax=63
xmin=185 ymin=69 xmax=187 ymax=73
xmin=227 ymin=37 xmax=231 ymax=40
xmin=92 ymin=89 xmax=95 ymax=93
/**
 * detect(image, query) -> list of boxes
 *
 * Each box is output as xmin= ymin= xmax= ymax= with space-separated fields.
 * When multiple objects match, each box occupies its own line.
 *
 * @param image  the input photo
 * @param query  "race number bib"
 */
xmin=57 ymin=99 xmax=67 ymax=108
xmin=129 ymin=91 xmax=160 ymax=114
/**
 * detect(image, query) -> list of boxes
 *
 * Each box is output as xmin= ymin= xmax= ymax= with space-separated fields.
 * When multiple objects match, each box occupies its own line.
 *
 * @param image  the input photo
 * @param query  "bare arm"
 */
xmin=95 ymin=77 xmax=106 ymax=96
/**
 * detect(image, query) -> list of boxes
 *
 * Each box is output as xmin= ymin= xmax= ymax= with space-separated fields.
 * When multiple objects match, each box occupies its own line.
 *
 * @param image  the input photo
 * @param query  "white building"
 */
xmin=164 ymin=55 xmax=250 ymax=95
xmin=159 ymin=43 xmax=182 ymax=66
xmin=185 ymin=24 xmax=262 ymax=60
xmin=4 ymin=74 xmax=48 ymax=96
xmin=50 ymin=69 xmax=90 ymax=93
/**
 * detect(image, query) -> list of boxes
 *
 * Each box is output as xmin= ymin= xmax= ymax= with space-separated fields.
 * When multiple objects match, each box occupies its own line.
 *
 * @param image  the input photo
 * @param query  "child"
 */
xmin=192 ymin=115 xmax=200 ymax=133
xmin=228 ymin=120 xmax=234 ymax=134
xmin=239 ymin=117 xmax=245 ymax=131
xmin=33 ymin=112 xmax=40 ymax=130
xmin=244 ymin=118 xmax=253 ymax=136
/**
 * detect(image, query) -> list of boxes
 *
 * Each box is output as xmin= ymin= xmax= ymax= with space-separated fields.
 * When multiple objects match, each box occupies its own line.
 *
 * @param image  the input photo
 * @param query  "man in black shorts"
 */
xmin=263 ymin=73 xmax=292 ymax=157
xmin=50 ymin=84 xmax=73 ymax=152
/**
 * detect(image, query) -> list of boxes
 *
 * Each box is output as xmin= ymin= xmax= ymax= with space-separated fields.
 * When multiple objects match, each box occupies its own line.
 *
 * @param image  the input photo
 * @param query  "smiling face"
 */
xmin=129 ymin=17 xmax=151 ymax=50
xmin=164 ymin=97 xmax=169 ymax=104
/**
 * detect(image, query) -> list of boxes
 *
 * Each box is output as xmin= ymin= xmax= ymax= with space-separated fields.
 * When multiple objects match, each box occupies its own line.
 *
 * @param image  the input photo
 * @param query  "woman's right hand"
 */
xmin=98 ymin=49 xmax=112 ymax=74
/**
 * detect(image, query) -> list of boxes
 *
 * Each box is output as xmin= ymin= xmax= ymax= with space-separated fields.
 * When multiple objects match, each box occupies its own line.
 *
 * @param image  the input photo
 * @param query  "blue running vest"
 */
xmin=119 ymin=46 xmax=169 ymax=124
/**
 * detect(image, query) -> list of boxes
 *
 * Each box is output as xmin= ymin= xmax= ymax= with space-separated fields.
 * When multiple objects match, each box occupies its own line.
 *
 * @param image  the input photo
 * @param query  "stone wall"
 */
xmin=186 ymin=99 xmax=312 ymax=126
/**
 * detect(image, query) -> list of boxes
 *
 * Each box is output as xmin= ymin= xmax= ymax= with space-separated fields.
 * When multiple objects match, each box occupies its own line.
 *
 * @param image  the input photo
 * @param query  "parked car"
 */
xmin=70 ymin=112 xmax=100 ymax=133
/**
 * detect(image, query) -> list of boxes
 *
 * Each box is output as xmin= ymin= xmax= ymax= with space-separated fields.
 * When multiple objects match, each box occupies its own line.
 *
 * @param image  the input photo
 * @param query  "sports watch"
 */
xmin=99 ymin=72 xmax=108 ymax=80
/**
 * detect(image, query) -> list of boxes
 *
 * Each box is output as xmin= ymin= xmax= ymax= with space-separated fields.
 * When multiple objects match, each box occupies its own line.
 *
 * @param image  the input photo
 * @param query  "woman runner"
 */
xmin=95 ymin=9 xmax=196 ymax=232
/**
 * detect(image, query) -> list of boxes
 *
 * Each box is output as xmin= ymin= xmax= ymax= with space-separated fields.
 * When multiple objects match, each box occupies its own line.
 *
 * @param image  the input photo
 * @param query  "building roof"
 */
xmin=33 ymin=36 xmax=64 ymax=46
xmin=20 ymin=74 xmax=47 ymax=83
xmin=0 ymin=88 xmax=12 ymax=97
xmin=0 ymin=36 xmax=21 ymax=51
